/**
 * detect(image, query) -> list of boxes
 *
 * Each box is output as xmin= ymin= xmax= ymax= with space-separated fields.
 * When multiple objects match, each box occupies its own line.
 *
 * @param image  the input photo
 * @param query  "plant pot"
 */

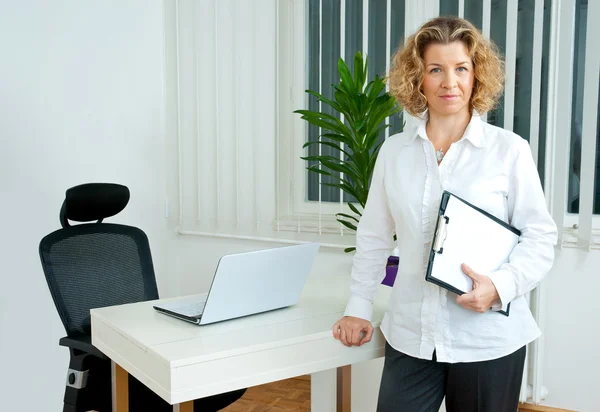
xmin=382 ymin=255 xmax=399 ymax=287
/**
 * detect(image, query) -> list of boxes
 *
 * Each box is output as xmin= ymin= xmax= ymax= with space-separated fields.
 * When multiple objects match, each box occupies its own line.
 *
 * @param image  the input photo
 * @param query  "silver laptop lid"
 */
xmin=199 ymin=243 xmax=320 ymax=325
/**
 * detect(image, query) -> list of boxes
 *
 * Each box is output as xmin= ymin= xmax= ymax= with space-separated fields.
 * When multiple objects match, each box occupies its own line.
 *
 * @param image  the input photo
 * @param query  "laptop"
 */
xmin=153 ymin=243 xmax=320 ymax=325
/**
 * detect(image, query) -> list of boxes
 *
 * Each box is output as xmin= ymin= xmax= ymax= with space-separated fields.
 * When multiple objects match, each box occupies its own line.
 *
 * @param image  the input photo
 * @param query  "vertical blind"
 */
xmin=307 ymin=0 xmax=405 ymax=203
xmin=163 ymin=0 xmax=278 ymax=236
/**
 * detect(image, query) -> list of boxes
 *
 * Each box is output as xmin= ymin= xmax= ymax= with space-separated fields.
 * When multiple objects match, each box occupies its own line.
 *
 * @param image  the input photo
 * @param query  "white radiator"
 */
xmin=520 ymin=287 xmax=548 ymax=404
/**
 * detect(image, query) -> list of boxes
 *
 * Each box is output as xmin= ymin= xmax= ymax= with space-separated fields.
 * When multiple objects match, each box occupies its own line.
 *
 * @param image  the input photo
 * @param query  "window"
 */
xmin=305 ymin=0 xmax=406 ymax=203
xmin=291 ymin=0 xmax=600 ymax=245
xmin=304 ymin=0 xmax=556 ymax=204
xmin=567 ymin=0 xmax=600 ymax=216
xmin=159 ymin=0 xmax=600 ymax=245
xmin=276 ymin=0 xmax=408 ymax=234
xmin=439 ymin=0 xmax=553 ymax=186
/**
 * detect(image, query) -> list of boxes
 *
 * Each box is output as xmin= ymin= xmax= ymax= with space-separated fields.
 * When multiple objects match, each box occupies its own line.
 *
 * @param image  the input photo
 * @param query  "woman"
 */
xmin=332 ymin=16 xmax=557 ymax=412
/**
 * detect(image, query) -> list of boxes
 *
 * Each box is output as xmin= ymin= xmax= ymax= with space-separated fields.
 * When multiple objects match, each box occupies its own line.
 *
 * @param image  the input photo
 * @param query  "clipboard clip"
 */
xmin=433 ymin=215 xmax=450 ymax=254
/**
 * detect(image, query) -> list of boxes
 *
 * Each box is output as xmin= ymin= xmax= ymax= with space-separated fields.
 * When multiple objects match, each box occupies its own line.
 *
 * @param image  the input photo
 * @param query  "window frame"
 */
xmin=277 ymin=0 xmax=361 ymax=235
xmin=543 ymin=0 xmax=600 ymax=247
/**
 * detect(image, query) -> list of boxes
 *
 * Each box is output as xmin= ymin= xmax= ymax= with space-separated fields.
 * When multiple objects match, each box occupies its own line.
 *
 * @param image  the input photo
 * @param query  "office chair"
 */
xmin=39 ymin=183 xmax=246 ymax=412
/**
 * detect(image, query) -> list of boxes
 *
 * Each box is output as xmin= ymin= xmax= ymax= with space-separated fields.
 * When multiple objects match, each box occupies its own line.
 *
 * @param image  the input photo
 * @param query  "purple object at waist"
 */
xmin=382 ymin=255 xmax=399 ymax=287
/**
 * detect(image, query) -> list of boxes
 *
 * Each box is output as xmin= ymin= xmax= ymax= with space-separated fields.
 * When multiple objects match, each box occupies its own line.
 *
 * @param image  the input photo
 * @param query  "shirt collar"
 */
xmin=404 ymin=111 xmax=487 ymax=148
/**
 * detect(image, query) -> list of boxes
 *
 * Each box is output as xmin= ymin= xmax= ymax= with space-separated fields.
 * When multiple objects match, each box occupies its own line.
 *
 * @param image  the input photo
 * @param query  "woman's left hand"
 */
xmin=456 ymin=263 xmax=501 ymax=313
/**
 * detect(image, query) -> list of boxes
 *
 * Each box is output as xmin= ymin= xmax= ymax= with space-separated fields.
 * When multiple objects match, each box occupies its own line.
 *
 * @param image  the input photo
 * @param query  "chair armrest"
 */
xmin=59 ymin=336 xmax=112 ymax=409
xmin=59 ymin=335 xmax=108 ymax=360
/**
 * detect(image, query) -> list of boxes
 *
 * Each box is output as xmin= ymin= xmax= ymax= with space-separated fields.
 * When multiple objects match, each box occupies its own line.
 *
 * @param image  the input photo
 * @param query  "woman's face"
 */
xmin=421 ymin=41 xmax=475 ymax=119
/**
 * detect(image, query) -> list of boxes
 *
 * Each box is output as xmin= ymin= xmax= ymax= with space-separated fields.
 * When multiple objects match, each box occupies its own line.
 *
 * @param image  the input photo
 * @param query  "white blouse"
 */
xmin=344 ymin=114 xmax=558 ymax=363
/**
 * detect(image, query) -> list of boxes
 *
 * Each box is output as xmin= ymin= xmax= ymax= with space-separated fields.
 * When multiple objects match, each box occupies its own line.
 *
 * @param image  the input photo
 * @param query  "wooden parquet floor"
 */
xmin=220 ymin=376 xmax=311 ymax=412
xmin=216 ymin=375 xmax=572 ymax=412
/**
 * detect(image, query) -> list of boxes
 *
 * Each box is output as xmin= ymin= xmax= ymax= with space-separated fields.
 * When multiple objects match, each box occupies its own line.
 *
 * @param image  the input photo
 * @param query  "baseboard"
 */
xmin=296 ymin=377 xmax=574 ymax=411
xmin=518 ymin=402 xmax=576 ymax=412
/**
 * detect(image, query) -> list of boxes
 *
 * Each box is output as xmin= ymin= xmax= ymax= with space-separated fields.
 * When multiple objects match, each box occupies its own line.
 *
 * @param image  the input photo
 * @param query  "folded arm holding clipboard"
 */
xmin=426 ymin=191 xmax=521 ymax=316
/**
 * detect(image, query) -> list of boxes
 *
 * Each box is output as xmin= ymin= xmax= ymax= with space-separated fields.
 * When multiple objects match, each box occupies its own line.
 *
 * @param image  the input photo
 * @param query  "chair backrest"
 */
xmin=39 ymin=183 xmax=159 ymax=337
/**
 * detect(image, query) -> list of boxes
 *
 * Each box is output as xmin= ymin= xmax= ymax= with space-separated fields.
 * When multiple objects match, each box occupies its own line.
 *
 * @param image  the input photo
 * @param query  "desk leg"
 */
xmin=336 ymin=365 xmax=351 ymax=412
xmin=173 ymin=401 xmax=194 ymax=412
xmin=311 ymin=369 xmax=336 ymax=411
xmin=311 ymin=366 xmax=352 ymax=412
xmin=111 ymin=361 xmax=129 ymax=412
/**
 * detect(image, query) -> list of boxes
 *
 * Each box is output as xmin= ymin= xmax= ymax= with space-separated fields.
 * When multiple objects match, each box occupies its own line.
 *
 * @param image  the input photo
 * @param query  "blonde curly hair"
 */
xmin=388 ymin=16 xmax=505 ymax=117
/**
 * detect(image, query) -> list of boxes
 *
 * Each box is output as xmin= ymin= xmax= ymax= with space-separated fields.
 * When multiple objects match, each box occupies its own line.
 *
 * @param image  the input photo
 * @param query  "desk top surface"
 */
xmin=91 ymin=271 xmax=391 ymax=367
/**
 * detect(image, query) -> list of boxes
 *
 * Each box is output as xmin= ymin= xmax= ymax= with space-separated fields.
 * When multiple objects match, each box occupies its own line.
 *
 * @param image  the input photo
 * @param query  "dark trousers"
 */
xmin=376 ymin=343 xmax=526 ymax=412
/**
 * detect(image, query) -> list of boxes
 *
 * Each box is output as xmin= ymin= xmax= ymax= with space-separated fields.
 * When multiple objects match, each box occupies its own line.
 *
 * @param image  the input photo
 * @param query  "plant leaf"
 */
xmin=319 ymin=158 xmax=362 ymax=182
xmin=364 ymin=124 xmax=391 ymax=150
xmin=302 ymin=140 xmax=352 ymax=158
xmin=366 ymin=98 xmax=399 ymax=140
xmin=294 ymin=50 xmax=401 ymax=222
xmin=366 ymin=143 xmax=385 ymax=180
xmin=305 ymin=163 xmax=361 ymax=190
xmin=366 ymin=75 xmax=386 ymax=103
xmin=294 ymin=109 xmax=342 ymax=123
xmin=304 ymin=90 xmax=347 ymax=116
xmin=353 ymin=52 xmax=365 ymax=91
xmin=352 ymin=119 xmax=366 ymax=132
xmin=296 ymin=111 xmax=354 ymax=135
xmin=344 ymin=247 xmax=356 ymax=253
xmin=349 ymin=149 xmax=370 ymax=178
xmin=302 ymin=154 xmax=346 ymax=163
xmin=333 ymin=87 xmax=359 ymax=121
xmin=364 ymin=81 xmax=374 ymax=97
xmin=303 ymin=156 xmax=362 ymax=183
xmin=336 ymin=212 xmax=360 ymax=223
xmin=336 ymin=218 xmax=358 ymax=232
xmin=338 ymin=57 xmax=356 ymax=94
xmin=319 ymin=132 xmax=353 ymax=147
xmin=322 ymin=182 xmax=362 ymax=202
xmin=320 ymin=174 xmax=361 ymax=189
xmin=348 ymin=202 xmax=362 ymax=216
xmin=306 ymin=166 xmax=333 ymax=177
xmin=296 ymin=116 xmax=355 ymax=142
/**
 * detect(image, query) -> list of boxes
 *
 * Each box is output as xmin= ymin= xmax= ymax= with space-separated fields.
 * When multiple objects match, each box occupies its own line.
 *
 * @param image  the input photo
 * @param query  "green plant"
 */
xmin=294 ymin=51 xmax=402 ymax=252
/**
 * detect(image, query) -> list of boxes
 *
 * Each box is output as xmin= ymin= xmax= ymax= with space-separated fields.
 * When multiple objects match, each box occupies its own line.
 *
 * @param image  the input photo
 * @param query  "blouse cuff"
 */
xmin=344 ymin=295 xmax=374 ymax=321
xmin=488 ymin=269 xmax=517 ymax=313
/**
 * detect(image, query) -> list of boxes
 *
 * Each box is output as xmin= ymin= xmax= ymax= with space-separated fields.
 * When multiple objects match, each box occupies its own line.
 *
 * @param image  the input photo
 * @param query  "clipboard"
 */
xmin=425 ymin=191 xmax=521 ymax=316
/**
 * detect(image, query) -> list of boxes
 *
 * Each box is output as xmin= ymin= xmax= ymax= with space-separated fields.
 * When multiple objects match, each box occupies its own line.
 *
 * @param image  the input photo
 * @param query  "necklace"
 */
xmin=428 ymin=120 xmax=469 ymax=163
xmin=436 ymin=148 xmax=444 ymax=162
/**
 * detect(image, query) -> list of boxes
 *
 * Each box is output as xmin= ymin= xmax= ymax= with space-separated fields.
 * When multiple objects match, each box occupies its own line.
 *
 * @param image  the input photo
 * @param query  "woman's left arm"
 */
xmin=486 ymin=138 xmax=558 ymax=312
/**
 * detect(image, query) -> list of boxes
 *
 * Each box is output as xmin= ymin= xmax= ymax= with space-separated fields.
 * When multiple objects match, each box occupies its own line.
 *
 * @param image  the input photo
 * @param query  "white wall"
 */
xmin=0 ymin=1 xmax=168 ymax=411
xmin=542 ymin=248 xmax=600 ymax=411
xmin=165 ymin=235 xmax=353 ymax=296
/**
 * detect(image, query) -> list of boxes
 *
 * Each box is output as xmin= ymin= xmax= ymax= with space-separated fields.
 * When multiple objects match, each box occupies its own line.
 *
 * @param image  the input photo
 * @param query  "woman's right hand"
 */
xmin=332 ymin=316 xmax=374 ymax=347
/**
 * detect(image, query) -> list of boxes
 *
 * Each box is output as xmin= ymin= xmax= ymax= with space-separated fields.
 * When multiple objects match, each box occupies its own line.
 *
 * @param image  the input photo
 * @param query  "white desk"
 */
xmin=91 ymin=273 xmax=391 ymax=411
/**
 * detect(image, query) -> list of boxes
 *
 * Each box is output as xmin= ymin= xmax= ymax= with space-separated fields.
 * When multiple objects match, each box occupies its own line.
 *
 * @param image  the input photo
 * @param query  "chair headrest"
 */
xmin=59 ymin=183 xmax=130 ymax=228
